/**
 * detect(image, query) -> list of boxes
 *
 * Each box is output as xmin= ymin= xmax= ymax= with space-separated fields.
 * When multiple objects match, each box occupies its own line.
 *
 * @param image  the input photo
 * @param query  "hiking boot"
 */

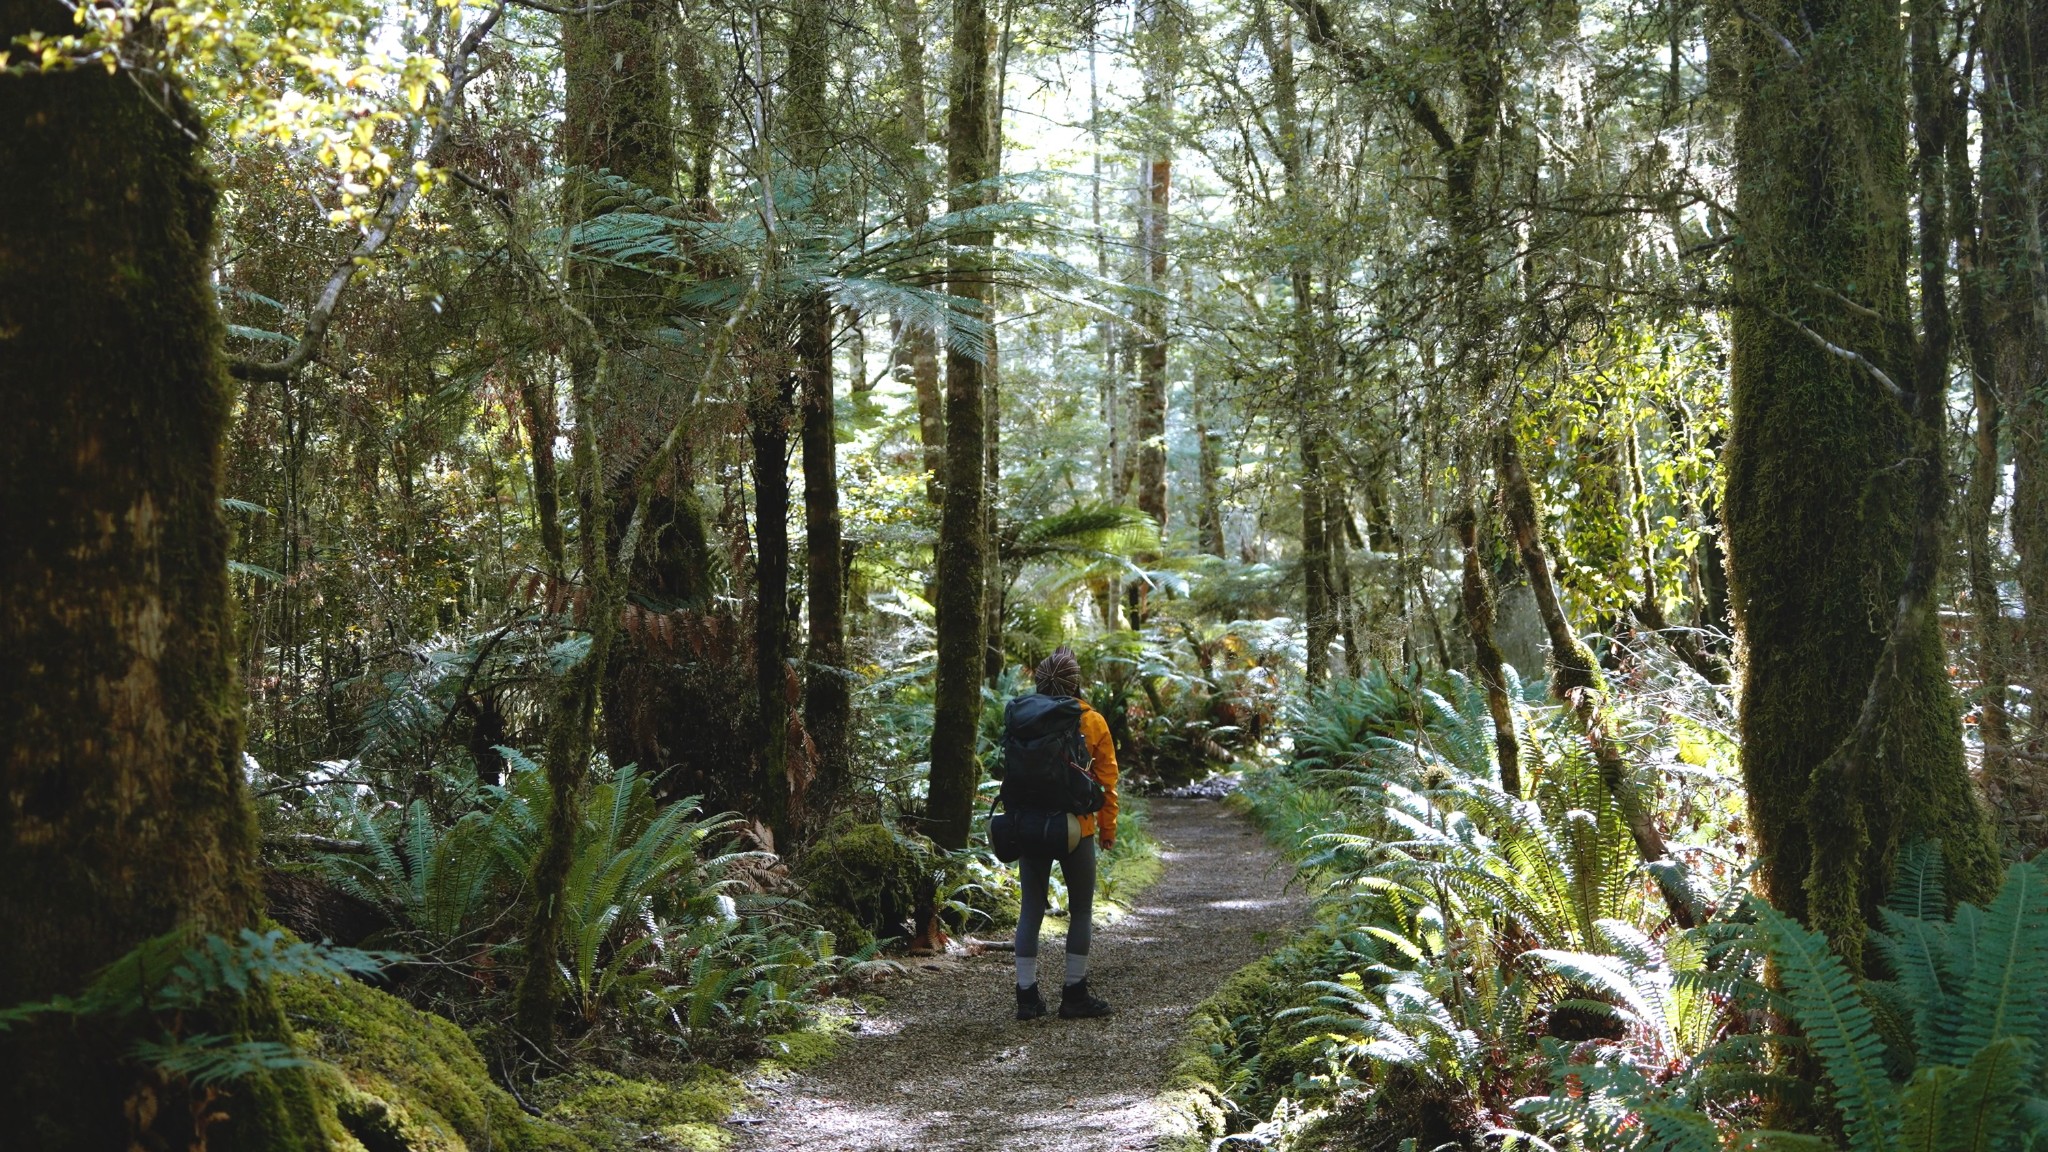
xmin=1016 ymin=983 xmax=1047 ymax=1021
xmin=1058 ymin=979 xmax=1113 ymax=1019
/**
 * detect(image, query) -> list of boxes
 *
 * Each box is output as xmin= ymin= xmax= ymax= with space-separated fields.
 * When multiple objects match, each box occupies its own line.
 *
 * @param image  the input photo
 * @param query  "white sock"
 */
xmin=1065 ymin=952 xmax=1088 ymax=986
xmin=1016 ymin=955 xmax=1037 ymax=989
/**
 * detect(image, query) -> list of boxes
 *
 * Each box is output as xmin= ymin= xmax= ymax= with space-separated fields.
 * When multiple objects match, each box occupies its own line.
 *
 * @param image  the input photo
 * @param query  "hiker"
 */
xmin=1002 ymin=646 xmax=1119 ymax=1020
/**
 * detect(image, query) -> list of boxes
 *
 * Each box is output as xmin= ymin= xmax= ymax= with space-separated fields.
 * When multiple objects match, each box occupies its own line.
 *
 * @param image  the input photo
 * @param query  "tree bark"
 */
xmin=1979 ymin=0 xmax=2048 ymax=814
xmin=520 ymin=0 xmax=676 ymax=1046
xmin=892 ymin=0 xmax=947 ymax=504
xmin=926 ymin=0 xmax=995 ymax=850
xmin=1455 ymin=507 xmax=1522 ymax=796
xmin=1718 ymin=0 xmax=1997 ymax=953
xmin=0 ymin=35 xmax=325 ymax=1145
xmin=1134 ymin=0 xmax=1175 ymax=530
xmin=790 ymin=0 xmax=849 ymax=825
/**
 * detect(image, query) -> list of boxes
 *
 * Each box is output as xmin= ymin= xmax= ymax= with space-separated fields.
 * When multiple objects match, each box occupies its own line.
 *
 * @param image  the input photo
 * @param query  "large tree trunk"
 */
xmin=1719 ymin=0 xmax=1996 ymax=954
xmin=790 ymin=0 xmax=849 ymax=825
xmin=1980 ymin=0 xmax=2048 ymax=827
xmin=926 ymin=0 xmax=995 ymax=850
xmin=0 ymin=36 xmax=325 ymax=1146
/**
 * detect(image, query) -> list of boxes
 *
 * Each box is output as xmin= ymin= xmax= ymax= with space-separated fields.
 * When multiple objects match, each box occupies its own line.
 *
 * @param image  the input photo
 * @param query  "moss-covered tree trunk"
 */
xmin=1719 ymin=0 xmax=1996 ymax=954
xmin=1455 ymin=507 xmax=1522 ymax=796
xmin=516 ymin=0 xmax=667 ymax=1045
xmin=790 ymin=0 xmax=850 ymax=827
xmin=1979 ymin=0 xmax=2048 ymax=833
xmin=0 ymin=26 xmax=326 ymax=1146
xmin=926 ymin=0 xmax=994 ymax=850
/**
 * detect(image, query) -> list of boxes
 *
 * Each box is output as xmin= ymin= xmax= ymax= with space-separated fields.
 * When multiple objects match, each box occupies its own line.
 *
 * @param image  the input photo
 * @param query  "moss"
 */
xmin=793 ymin=821 xmax=935 ymax=949
xmin=1723 ymin=0 xmax=1999 ymax=957
xmin=756 ymin=1027 xmax=840 ymax=1072
xmin=277 ymin=974 xmax=586 ymax=1151
xmin=536 ymin=1068 xmax=744 ymax=1151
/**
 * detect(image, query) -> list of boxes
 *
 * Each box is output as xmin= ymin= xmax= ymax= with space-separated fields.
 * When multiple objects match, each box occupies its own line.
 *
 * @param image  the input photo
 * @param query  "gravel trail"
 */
xmin=731 ymin=799 xmax=1309 ymax=1152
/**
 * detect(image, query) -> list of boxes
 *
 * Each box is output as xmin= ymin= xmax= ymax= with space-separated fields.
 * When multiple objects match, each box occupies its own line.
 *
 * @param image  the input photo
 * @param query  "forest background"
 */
xmin=2 ymin=0 xmax=2047 ymax=1143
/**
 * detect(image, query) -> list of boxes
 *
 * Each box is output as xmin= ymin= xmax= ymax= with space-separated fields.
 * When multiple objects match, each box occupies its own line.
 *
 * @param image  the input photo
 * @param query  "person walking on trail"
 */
xmin=1005 ymin=646 xmax=1118 ymax=1021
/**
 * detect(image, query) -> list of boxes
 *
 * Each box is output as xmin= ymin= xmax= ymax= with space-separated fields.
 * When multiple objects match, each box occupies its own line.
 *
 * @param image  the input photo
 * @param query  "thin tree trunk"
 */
xmin=926 ymin=0 xmax=995 ymax=851
xmin=1134 ymin=0 xmax=1174 ymax=529
xmin=1954 ymin=97 xmax=2017 ymax=802
xmin=1329 ymin=491 xmax=1361 ymax=676
xmin=892 ymin=0 xmax=946 ymax=503
xmin=1455 ymin=507 xmax=1522 ymax=796
xmin=519 ymin=370 xmax=567 ymax=578
xmin=1301 ymin=428 xmax=1334 ymax=685
xmin=790 ymin=0 xmax=848 ymax=825
xmin=1981 ymin=0 xmax=2048 ymax=801
xmin=1196 ymin=416 xmax=1227 ymax=557
xmin=1625 ymin=419 xmax=1730 ymax=682
xmin=1499 ymin=430 xmax=1694 ymax=927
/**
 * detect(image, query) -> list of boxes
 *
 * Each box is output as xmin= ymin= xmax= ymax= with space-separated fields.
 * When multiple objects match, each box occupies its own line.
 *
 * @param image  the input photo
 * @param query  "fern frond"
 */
xmin=1898 ymin=1036 xmax=2031 ymax=1152
xmin=1940 ymin=860 xmax=2048 ymax=1074
xmin=1889 ymin=841 xmax=1949 ymax=921
xmin=1756 ymin=904 xmax=1899 ymax=1149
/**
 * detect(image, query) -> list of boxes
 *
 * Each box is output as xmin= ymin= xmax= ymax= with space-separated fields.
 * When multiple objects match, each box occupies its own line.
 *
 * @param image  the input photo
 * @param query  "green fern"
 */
xmin=1755 ymin=904 xmax=1900 ymax=1149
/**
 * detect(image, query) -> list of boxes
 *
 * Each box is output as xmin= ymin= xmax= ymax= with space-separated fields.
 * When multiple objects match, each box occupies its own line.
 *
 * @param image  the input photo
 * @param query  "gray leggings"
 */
xmin=1014 ymin=835 xmax=1096 ymax=959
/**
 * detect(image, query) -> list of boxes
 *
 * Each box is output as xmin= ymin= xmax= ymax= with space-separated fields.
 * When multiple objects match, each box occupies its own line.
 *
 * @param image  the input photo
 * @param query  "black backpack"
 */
xmin=997 ymin=694 xmax=1105 ymax=816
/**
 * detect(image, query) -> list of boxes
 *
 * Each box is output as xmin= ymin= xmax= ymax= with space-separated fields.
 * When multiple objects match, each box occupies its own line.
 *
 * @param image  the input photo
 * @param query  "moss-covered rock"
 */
xmin=792 ymin=822 xmax=935 ymax=951
xmin=277 ymin=974 xmax=585 ymax=1152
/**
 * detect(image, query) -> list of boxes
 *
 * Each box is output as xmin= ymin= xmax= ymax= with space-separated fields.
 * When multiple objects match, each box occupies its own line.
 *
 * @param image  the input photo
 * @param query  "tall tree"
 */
xmin=1134 ymin=0 xmax=1178 ymax=528
xmin=926 ymin=0 xmax=996 ymax=850
xmin=1719 ymin=0 xmax=1996 ymax=957
xmin=1254 ymin=0 xmax=1334 ymax=685
xmin=518 ymin=0 xmax=671 ymax=1043
xmin=0 ymin=25 xmax=325 ymax=1144
xmin=892 ymin=0 xmax=947 ymax=501
xmin=1977 ymin=0 xmax=2048 ymax=828
xmin=789 ymin=0 xmax=850 ymax=822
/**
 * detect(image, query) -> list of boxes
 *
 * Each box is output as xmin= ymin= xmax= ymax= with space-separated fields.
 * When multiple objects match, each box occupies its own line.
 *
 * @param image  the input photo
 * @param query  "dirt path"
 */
xmin=730 ymin=799 xmax=1309 ymax=1152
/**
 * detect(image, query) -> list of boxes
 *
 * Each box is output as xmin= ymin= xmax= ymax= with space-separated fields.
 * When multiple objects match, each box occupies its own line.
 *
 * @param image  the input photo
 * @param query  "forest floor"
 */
xmin=727 ymin=798 xmax=1309 ymax=1152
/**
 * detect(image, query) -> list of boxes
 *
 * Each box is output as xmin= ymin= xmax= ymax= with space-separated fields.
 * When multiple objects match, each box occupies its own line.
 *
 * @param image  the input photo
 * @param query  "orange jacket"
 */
xmin=1075 ymin=700 xmax=1119 ymax=844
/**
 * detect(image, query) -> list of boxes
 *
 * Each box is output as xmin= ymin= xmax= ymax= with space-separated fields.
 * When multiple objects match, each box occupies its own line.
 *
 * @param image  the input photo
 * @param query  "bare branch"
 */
xmin=1732 ymin=2 xmax=1802 ymax=63
xmin=1770 ymin=309 xmax=1909 ymax=403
